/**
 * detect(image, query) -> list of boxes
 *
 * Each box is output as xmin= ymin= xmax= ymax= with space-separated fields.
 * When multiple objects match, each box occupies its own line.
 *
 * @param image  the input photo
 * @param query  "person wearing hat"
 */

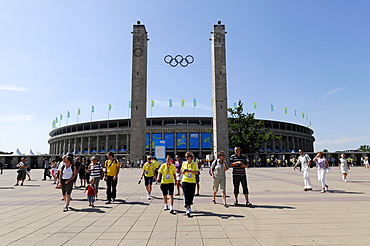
xmin=140 ymin=155 xmax=156 ymax=200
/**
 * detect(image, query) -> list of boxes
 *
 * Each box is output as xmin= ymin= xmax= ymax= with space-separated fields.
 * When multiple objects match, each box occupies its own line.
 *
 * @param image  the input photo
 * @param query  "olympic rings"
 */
xmin=164 ymin=55 xmax=194 ymax=67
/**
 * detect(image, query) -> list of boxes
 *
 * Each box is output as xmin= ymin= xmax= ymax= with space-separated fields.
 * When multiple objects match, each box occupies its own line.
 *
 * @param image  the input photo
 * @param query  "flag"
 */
xmin=129 ymin=101 xmax=132 ymax=108
xmin=151 ymin=100 xmax=155 ymax=108
xmin=295 ymin=110 xmax=297 ymax=116
xmin=211 ymin=99 xmax=214 ymax=106
xmin=91 ymin=105 xmax=95 ymax=113
xmin=60 ymin=114 xmax=63 ymax=121
xmin=284 ymin=107 xmax=288 ymax=114
xmin=169 ymin=99 xmax=173 ymax=107
xmin=271 ymin=104 xmax=274 ymax=111
xmin=55 ymin=117 xmax=58 ymax=123
xmin=108 ymin=103 xmax=112 ymax=111
xmin=253 ymin=102 xmax=257 ymax=109
xmin=302 ymin=112 xmax=305 ymax=118
xmin=77 ymin=108 xmax=81 ymax=115
xmin=67 ymin=111 xmax=70 ymax=118
xmin=193 ymin=99 xmax=197 ymax=107
xmin=181 ymin=99 xmax=185 ymax=107
xmin=233 ymin=102 xmax=237 ymax=109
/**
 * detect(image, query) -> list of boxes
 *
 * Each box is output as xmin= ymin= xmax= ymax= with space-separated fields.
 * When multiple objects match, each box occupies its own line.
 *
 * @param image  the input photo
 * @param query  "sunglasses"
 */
xmin=220 ymin=154 xmax=225 ymax=156
xmin=185 ymin=156 xmax=191 ymax=158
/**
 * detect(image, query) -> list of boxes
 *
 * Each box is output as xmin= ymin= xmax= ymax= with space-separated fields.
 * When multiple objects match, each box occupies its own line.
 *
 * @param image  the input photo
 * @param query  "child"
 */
xmin=84 ymin=178 xmax=96 ymax=207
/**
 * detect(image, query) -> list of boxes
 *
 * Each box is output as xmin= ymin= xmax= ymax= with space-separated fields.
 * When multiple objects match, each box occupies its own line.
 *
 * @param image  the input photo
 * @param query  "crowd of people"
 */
xmin=11 ymin=147 xmax=363 ymax=214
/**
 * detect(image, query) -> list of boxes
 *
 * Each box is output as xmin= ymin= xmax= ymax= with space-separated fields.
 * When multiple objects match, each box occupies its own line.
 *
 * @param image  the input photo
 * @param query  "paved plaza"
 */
xmin=1 ymin=166 xmax=370 ymax=245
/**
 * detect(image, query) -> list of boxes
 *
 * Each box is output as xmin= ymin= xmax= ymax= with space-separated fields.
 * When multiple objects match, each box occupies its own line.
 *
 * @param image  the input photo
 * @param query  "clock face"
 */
xmin=134 ymin=48 xmax=143 ymax=57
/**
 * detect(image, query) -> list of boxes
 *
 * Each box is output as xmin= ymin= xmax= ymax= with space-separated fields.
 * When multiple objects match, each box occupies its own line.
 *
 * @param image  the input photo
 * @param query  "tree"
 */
xmin=358 ymin=145 xmax=370 ymax=152
xmin=228 ymin=100 xmax=281 ymax=153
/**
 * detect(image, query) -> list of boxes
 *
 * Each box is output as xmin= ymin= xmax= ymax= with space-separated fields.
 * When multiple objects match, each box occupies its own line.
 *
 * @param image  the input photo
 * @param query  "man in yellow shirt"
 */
xmin=141 ymin=156 xmax=155 ymax=200
xmin=157 ymin=155 xmax=177 ymax=213
xmin=104 ymin=151 xmax=120 ymax=204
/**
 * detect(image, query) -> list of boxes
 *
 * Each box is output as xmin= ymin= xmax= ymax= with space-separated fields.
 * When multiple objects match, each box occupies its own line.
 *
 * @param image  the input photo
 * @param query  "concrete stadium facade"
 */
xmin=48 ymin=117 xmax=315 ymax=163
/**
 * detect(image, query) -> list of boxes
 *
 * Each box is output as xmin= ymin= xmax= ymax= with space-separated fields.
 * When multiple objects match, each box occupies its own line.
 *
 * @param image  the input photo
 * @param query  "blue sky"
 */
xmin=1 ymin=0 xmax=370 ymax=154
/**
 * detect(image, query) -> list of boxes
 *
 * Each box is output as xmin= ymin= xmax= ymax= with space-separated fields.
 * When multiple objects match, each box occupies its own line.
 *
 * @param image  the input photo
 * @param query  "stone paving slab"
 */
xmin=1 ymin=166 xmax=370 ymax=245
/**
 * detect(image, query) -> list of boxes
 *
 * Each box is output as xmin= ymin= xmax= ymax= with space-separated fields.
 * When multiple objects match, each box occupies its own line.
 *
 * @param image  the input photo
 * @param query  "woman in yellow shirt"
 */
xmin=140 ymin=156 xmax=155 ymax=200
xmin=157 ymin=155 xmax=177 ymax=213
xmin=181 ymin=151 xmax=199 ymax=217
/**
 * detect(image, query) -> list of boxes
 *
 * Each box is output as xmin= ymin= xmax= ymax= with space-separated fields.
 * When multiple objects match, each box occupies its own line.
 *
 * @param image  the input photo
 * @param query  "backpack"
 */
xmin=209 ymin=160 xmax=218 ymax=176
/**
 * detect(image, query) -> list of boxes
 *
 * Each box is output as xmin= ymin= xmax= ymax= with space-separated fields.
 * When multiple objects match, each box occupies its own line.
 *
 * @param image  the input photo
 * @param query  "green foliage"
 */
xmin=358 ymin=145 xmax=370 ymax=152
xmin=323 ymin=149 xmax=329 ymax=152
xmin=228 ymin=100 xmax=281 ymax=153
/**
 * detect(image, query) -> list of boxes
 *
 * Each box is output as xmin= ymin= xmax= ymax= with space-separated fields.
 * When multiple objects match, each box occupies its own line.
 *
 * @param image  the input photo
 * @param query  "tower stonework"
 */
xmin=130 ymin=22 xmax=148 ymax=163
xmin=211 ymin=21 xmax=229 ymax=160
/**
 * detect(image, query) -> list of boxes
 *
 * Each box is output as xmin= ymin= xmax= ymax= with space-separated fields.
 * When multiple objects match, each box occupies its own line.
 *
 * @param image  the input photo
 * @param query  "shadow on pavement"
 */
xmin=252 ymin=205 xmax=296 ymax=209
xmin=192 ymin=210 xmax=245 ymax=219
xmin=68 ymin=207 xmax=107 ymax=213
xmin=325 ymin=190 xmax=364 ymax=194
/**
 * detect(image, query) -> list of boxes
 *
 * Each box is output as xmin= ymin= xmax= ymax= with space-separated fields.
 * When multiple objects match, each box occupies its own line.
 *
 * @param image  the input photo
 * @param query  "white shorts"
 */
xmin=176 ymin=173 xmax=183 ymax=181
xmin=341 ymin=167 xmax=349 ymax=174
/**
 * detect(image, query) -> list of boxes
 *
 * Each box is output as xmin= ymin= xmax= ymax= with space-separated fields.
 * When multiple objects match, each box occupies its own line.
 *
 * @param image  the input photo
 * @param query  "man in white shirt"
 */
xmin=293 ymin=150 xmax=312 ymax=191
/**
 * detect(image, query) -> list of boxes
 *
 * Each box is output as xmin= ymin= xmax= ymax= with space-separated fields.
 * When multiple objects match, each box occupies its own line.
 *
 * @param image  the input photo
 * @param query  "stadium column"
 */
xmin=211 ymin=21 xmax=229 ymax=160
xmin=130 ymin=21 xmax=148 ymax=164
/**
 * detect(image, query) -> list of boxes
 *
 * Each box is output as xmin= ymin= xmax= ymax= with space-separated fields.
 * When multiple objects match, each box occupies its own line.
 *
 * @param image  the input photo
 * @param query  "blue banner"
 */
xmin=189 ymin=133 xmax=199 ymax=149
xmin=202 ymin=133 xmax=212 ymax=149
xmin=164 ymin=133 xmax=174 ymax=149
xmin=176 ymin=133 xmax=187 ymax=149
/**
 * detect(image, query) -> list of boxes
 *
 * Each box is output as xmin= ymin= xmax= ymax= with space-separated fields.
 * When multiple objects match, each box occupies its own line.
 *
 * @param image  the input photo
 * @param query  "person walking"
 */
xmin=293 ymin=150 xmax=313 ymax=191
xmin=229 ymin=147 xmax=252 ymax=207
xmin=78 ymin=157 xmax=87 ymax=187
xmin=88 ymin=156 xmax=104 ymax=199
xmin=15 ymin=157 xmax=29 ymax=186
xmin=174 ymin=155 xmax=183 ymax=196
xmin=157 ymin=155 xmax=177 ymax=213
xmin=104 ymin=151 xmax=120 ymax=204
xmin=181 ymin=151 xmax=199 ymax=217
xmin=59 ymin=156 xmax=77 ymax=212
xmin=339 ymin=153 xmax=350 ymax=182
xmin=210 ymin=151 xmax=229 ymax=207
xmin=140 ymin=156 xmax=156 ymax=200
xmin=84 ymin=178 xmax=96 ymax=207
xmin=313 ymin=151 xmax=330 ymax=193
xmin=42 ymin=157 xmax=51 ymax=181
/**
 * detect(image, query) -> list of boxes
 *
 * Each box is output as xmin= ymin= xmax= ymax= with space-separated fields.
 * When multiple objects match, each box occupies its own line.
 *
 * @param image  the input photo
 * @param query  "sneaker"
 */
xmin=186 ymin=211 xmax=192 ymax=217
xmin=105 ymin=200 xmax=111 ymax=204
xmin=344 ymin=179 xmax=348 ymax=182
xmin=169 ymin=209 xmax=175 ymax=214
xmin=246 ymin=201 xmax=252 ymax=207
xmin=112 ymin=199 xmax=115 ymax=202
xmin=224 ymin=204 xmax=229 ymax=208
xmin=20 ymin=183 xmax=23 ymax=186
xmin=163 ymin=206 xmax=169 ymax=211
xmin=321 ymin=190 xmax=326 ymax=193
xmin=325 ymin=185 xmax=329 ymax=191
xmin=303 ymin=188 xmax=308 ymax=191
xmin=14 ymin=184 xmax=19 ymax=186
xmin=63 ymin=207 xmax=68 ymax=212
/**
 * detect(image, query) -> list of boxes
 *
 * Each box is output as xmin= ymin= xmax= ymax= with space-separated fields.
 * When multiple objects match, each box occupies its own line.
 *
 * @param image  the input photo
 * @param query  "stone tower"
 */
xmin=130 ymin=21 xmax=148 ymax=163
xmin=211 ymin=21 xmax=229 ymax=160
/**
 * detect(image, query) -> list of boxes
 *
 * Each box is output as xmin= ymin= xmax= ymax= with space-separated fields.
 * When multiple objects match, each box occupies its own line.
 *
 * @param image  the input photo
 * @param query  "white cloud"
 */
xmin=323 ymin=87 xmax=345 ymax=99
xmin=0 ymin=114 xmax=34 ymax=122
xmin=0 ymin=84 xmax=28 ymax=91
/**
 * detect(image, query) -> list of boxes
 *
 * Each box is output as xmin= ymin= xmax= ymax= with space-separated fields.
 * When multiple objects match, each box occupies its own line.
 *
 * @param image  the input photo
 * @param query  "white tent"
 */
xmin=26 ymin=149 xmax=35 ymax=155
xmin=12 ymin=148 xmax=22 ymax=155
